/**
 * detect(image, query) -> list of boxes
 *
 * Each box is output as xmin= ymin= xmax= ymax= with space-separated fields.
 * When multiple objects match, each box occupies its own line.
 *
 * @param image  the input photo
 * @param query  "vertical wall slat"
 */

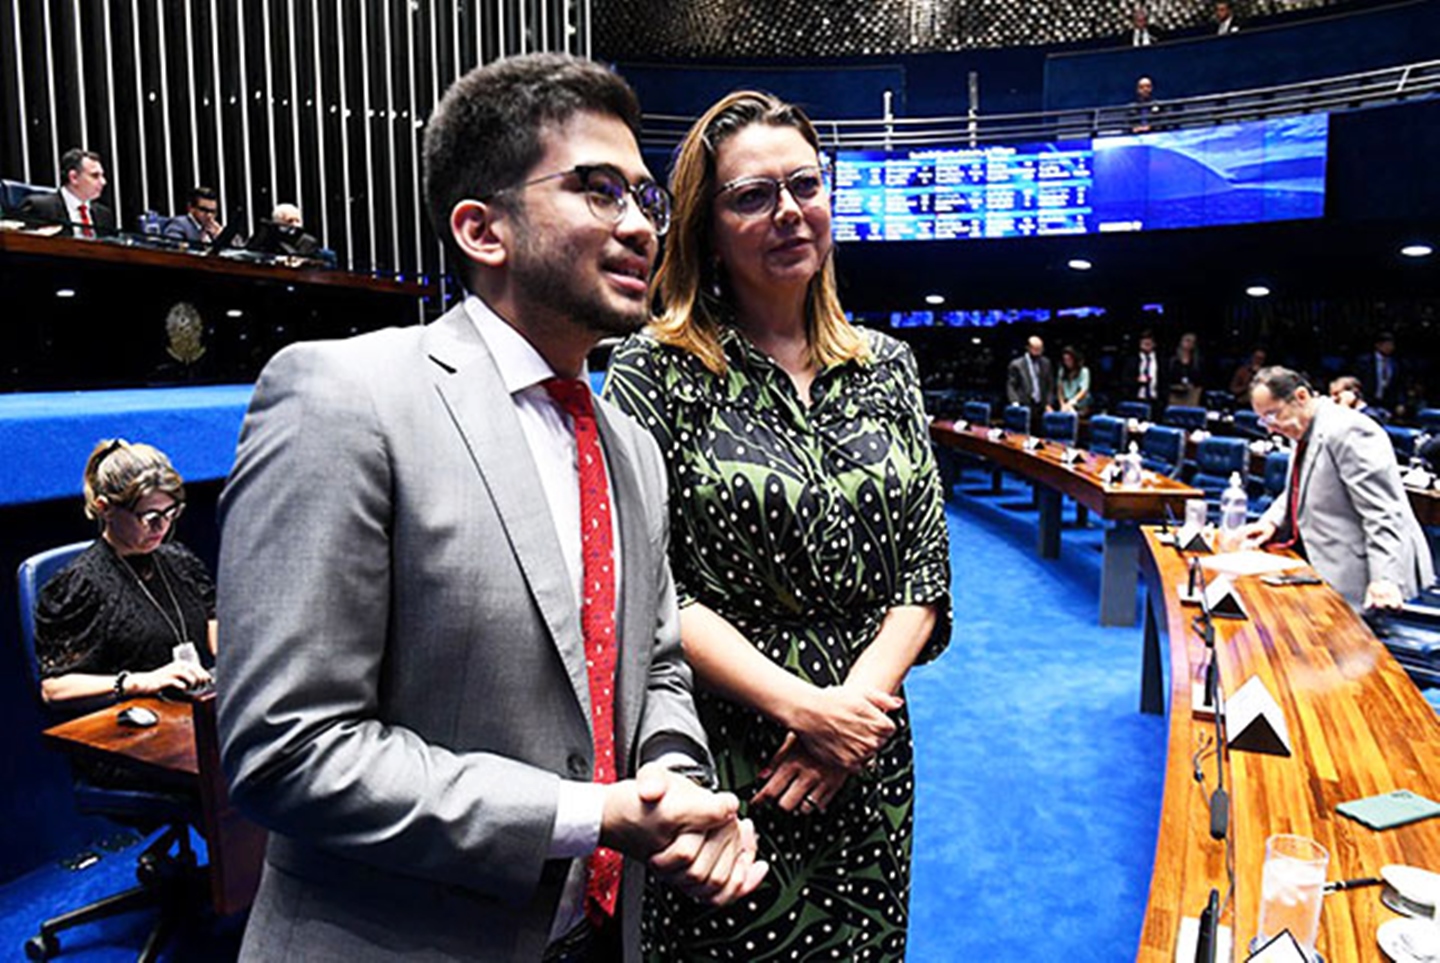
xmin=183 ymin=0 xmax=200 ymax=189
xmin=359 ymin=0 xmax=375 ymax=271
xmin=43 ymin=0 xmax=59 ymax=178
xmin=129 ymin=0 xmax=149 ymax=210
xmin=155 ymin=0 xmax=175 ymax=209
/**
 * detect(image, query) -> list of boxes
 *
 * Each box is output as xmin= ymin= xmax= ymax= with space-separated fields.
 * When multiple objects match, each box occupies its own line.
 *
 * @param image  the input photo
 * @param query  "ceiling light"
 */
xmin=55 ymin=288 xmax=76 ymax=298
xmin=1245 ymin=285 xmax=1271 ymax=298
xmin=924 ymin=294 xmax=945 ymax=305
xmin=971 ymin=337 xmax=982 ymax=345
xmin=227 ymin=309 xmax=244 ymax=318
xmin=1400 ymin=243 xmax=1433 ymax=258
xmin=1067 ymin=258 xmax=1092 ymax=271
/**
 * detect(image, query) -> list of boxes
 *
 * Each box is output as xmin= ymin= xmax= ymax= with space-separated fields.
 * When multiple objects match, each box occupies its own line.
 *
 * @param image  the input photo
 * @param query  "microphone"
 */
xmin=1194 ymin=888 xmax=1219 ymax=963
xmin=1209 ymin=786 xmax=1229 ymax=841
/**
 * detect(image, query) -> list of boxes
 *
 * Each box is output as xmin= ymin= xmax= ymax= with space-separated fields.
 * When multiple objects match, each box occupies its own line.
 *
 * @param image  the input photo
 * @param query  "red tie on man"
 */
xmin=1271 ymin=438 xmax=1307 ymax=551
xmin=542 ymin=377 xmax=623 ymax=925
xmin=76 ymin=203 xmax=95 ymax=239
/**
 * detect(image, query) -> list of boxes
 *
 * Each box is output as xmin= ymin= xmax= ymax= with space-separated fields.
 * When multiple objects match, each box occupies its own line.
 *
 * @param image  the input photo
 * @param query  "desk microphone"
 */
xmin=1194 ymin=888 xmax=1219 ymax=963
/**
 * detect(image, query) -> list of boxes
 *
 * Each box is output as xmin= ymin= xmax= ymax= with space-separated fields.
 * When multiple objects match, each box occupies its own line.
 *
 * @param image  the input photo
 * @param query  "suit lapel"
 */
xmin=423 ymin=309 xmax=592 ymax=721
xmin=1294 ymin=403 xmax=1331 ymax=513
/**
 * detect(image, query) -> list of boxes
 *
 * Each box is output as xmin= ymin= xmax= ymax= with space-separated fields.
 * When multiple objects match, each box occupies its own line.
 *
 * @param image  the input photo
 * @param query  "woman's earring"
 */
xmin=709 ymin=262 xmax=723 ymax=300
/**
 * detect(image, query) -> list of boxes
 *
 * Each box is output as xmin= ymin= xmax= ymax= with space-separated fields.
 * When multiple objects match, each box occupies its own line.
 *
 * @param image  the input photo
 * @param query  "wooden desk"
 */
xmin=1137 ymin=529 xmax=1440 ymax=962
xmin=42 ymin=694 xmax=265 ymax=917
xmin=931 ymin=420 xmax=1202 ymax=625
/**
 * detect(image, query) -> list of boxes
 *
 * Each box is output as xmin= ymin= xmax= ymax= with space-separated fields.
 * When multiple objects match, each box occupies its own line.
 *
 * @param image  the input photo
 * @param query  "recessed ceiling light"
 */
xmin=1401 ymin=243 xmax=1434 ymax=258
xmin=924 ymin=294 xmax=945 ymax=305
xmin=227 ymin=308 xmax=244 ymax=318
xmin=1245 ymin=285 xmax=1271 ymax=298
xmin=55 ymin=288 xmax=76 ymax=298
xmin=1067 ymin=258 xmax=1092 ymax=271
xmin=970 ymin=337 xmax=982 ymax=345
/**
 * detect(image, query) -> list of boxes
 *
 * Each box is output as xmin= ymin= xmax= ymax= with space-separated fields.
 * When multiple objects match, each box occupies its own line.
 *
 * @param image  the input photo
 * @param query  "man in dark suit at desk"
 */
xmin=217 ymin=52 xmax=765 ymax=962
xmin=1006 ymin=336 xmax=1055 ymax=428
xmin=163 ymin=186 xmax=225 ymax=246
xmin=17 ymin=147 xmax=116 ymax=238
xmin=1236 ymin=366 xmax=1433 ymax=610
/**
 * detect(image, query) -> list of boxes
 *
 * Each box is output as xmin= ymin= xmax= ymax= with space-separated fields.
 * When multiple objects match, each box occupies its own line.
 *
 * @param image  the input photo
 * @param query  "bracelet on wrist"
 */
xmin=113 ymin=670 xmax=130 ymax=702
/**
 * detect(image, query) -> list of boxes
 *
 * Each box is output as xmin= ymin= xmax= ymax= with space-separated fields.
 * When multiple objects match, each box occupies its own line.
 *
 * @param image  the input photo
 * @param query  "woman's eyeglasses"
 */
xmin=126 ymin=502 xmax=184 ymax=531
xmin=482 ymin=164 xmax=672 ymax=236
xmin=716 ymin=166 xmax=829 ymax=218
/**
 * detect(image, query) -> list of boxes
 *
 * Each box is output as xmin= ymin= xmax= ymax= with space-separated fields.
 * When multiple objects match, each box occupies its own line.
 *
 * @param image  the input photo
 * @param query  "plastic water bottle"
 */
xmin=1121 ymin=441 xmax=1143 ymax=487
xmin=1220 ymin=471 xmax=1248 ymax=535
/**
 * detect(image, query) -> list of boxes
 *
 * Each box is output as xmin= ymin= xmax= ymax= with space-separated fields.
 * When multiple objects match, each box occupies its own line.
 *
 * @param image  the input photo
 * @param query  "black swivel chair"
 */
xmin=17 ymin=542 xmax=203 ymax=963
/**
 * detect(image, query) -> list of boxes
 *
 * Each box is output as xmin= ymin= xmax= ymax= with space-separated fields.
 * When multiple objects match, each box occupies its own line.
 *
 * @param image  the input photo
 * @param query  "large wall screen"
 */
xmin=832 ymin=115 xmax=1328 ymax=242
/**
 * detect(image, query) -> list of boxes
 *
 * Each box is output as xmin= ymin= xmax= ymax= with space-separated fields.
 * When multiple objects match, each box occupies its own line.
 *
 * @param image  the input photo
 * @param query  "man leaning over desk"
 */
xmin=1235 ymin=365 xmax=1433 ymax=610
xmin=216 ymin=52 xmax=765 ymax=962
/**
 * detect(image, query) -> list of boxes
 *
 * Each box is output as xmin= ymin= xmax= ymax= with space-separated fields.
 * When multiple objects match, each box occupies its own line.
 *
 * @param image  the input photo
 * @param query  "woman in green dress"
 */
xmin=604 ymin=91 xmax=951 ymax=962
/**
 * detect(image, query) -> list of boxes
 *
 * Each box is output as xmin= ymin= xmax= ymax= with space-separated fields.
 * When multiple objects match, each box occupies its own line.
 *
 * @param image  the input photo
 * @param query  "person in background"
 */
xmin=1057 ymin=345 xmax=1092 ymax=414
xmin=1121 ymin=330 xmax=1166 ymax=419
xmin=217 ymin=53 xmax=763 ymax=963
xmin=1328 ymin=375 xmax=1388 ymax=424
xmin=1007 ymin=334 xmax=1057 ymax=429
xmin=163 ymin=186 xmax=225 ymax=246
xmin=1357 ymin=331 xmax=1405 ymax=416
xmin=1214 ymin=0 xmax=1240 ymax=34
xmin=1167 ymin=331 xmax=1203 ymax=407
xmin=17 ymin=147 xmax=116 ymax=238
xmin=34 ymin=440 xmax=215 ymax=722
xmin=1128 ymin=6 xmax=1160 ymax=45
xmin=1236 ymin=366 xmax=1432 ymax=610
xmin=1229 ymin=346 xmax=1267 ymax=400
xmin=1130 ymin=76 xmax=1161 ymax=133
xmin=605 ymin=89 xmax=951 ymax=962
xmin=255 ymin=202 xmax=321 ymax=257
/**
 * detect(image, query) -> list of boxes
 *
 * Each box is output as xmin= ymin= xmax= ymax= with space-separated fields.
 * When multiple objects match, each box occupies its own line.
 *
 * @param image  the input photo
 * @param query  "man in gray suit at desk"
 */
xmin=217 ymin=53 xmax=765 ymax=962
xmin=1237 ymin=366 xmax=1433 ymax=610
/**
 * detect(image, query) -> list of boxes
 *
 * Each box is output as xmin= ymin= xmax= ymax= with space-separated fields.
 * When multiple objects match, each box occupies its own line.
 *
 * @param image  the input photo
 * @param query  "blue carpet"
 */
xmin=0 ymin=473 xmax=1165 ymax=960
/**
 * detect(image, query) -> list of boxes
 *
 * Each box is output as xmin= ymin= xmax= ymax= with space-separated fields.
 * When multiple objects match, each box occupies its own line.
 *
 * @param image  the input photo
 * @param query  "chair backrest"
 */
xmin=1204 ymin=390 xmax=1234 ymax=414
xmin=1114 ymin=401 xmax=1151 ymax=422
xmin=1140 ymin=425 xmax=1186 ymax=476
xmin=1263 ymin=450 xmax=1291 ymax=496
xmin=1418 ymin=409 xmax=1440 ymax=435
xmin=16 ymin=542 xmax=92 ymax=694
xmin=1385 ymin=425 xmax=1421 ymax=461
xmin=1232 ymin=409 xmax=1265 ymax=438
xmin=1192 ymin=436 xmax=1249 ymax=483
xmin=1163 ymin=405 xmax=1208 ymax=431
xmin=962 ymin=400 xmax=992 ymax=427
xmin=1041 ymin=411 xmax=1078 ymax=445
xmin=1002 ymin=404 xmax=1031 ymax=435
xmin=0 ymin=179 xmax=50 ymax=215
xmin=1088 ymin=415 xmax=1127 ymax=456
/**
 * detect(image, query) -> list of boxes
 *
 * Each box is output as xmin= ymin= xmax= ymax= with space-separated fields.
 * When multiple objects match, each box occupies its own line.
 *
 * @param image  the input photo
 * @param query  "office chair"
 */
xmin=1231 ymin=409 xmax=1267 ymax=439
xmin=1139 ymin=425 xmax=1186 ymax=478
xmin=0 ymin=179 xmax=50 ymax=216
xmin=1002 ymin=404 xmax=1031 ymax=436
xmin=1189 ymin=437 xmax=1250 ymax=518
xmin=1114 ymin=400 xmax=1152 ymax=422
xmin=1417 ymin=409 xmax=1440 ymax=436
xmin=1203 ymin=390 xmax=1234 ymax=414
xmin=18 ymin=543 xmax=202 ymax=963
xmin=1162 ymin=405 xmax=1208 ymax=431
xmin=1386 ymin=425 xmax=1422 ymax=462
xmin=962 ymin=400 xmax=992 ymax=427
xmin=1087 ymin=414 xmax=1127 ymax=457
xmin=1249 ymin=450 xmax=1290 ymax=519
xmin=1041 ymin=411 xmax=1079 ymax=446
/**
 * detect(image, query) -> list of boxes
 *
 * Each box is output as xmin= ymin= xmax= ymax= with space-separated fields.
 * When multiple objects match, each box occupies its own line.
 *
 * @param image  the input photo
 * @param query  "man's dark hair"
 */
xmin=1251 ymin=365 xmax=1311 ymax=401
xmin=60 ymin=147 xmax=102 ymax=181
xmin=189 ymin=185 xmax=218 ymax=207
xmin=422 ymin=53 xmax=642 ymax=288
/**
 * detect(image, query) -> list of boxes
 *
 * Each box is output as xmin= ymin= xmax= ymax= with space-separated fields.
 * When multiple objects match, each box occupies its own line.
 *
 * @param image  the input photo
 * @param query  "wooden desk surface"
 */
xmin=1137 ymin=530 xmax=1440 ymax=962
xmin=42 ymin=693 xmax=265 ymax=917
xmin=0 ymin=228 xmax=429 ymax=298
xmin=930 ymin=420 xmax=1201 ymax=519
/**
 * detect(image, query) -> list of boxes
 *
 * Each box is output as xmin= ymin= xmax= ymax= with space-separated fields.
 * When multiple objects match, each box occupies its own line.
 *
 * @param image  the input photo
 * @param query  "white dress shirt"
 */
xmin=59 ymin=186 xmax=94 ymax=234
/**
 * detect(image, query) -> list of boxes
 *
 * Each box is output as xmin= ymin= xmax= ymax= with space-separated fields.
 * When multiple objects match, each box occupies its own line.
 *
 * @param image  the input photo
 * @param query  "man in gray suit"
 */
xmin=1237 ymin=366 xmax=1433 ymax=610
xmin=1005 ymin=335 xmax=1055 ymax=430
xmin=217 ymin=53 xmax=765 ymax=962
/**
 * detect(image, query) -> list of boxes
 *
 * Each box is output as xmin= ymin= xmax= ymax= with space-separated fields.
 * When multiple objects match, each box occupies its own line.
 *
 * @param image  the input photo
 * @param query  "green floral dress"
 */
xmin=604 ymin=325 xmax=952 ymax=962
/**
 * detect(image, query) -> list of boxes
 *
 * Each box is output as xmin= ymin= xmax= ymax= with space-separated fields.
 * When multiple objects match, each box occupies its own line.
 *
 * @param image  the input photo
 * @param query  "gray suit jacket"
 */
xmin=217 ymin=306 xmax=709 ymax=961
xmin=1260 ymin=399 xmax=1434 ymax=607
xmin=1005 ymin=353 xmax=1054 ymax=409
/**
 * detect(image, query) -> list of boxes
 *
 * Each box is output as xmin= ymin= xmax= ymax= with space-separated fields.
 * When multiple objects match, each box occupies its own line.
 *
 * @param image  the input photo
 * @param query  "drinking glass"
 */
xmin=1254 ymin=834 xmax=1328 ymax=960
xmin=1185 ymin=498 xmax=1208 ymax=531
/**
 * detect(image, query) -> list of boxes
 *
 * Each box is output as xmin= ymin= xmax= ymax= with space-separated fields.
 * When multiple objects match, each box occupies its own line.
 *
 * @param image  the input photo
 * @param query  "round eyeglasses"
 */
xmin=126 ymin=501 xmax=185 ymax=532
xmin=715 ymin=166 xmax=829 ymax=219
xmin=483 ymin=164 xmax=671 ymax=236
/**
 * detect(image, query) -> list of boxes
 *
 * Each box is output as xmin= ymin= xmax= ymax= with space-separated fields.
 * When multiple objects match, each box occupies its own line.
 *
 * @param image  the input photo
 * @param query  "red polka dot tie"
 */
xmin=542 ymin=377 xmax=622 ymax=924
xmin=77 ymin=203 xmax=95 ymax=239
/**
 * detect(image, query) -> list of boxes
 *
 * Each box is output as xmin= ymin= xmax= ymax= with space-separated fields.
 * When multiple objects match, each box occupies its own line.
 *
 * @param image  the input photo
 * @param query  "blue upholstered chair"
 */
xmin=1162 ymin=405 xmax=1208 ymax=431
xmin=1417 ymin=409 xmax=1440 ymax=435
xmin=1232 ymin=409 xmax=1267 ymax=439
xmin=1139 ymin=425 xmax=1186 ymax=477
xmin=962 ymin=400 xmax=992 ymax=427
xmin=1190 ymin=437 xmax=1250 ymax=504
xmin=18 ymin=543 xmax=202 ymax=962
xmin=0 ymin=179 xmax=49 ymax=215
xmin=1114 ymin=401 xmax=1152 ymax=422
xmin=1249 ymin=450 xmax=1291 ymax=518
xmin=1386 ymin=425 xmax=1422 ymax=462
xmin=1087 ymin=415 xmax=1127 ymax=457
xmin=1041 ymin=411 xmax=1079 ymax=446
xmin=1204 ymin=390 xmax=1234 ymax=414
xmin=1002 ymin=405 xmax=1031 ymax=436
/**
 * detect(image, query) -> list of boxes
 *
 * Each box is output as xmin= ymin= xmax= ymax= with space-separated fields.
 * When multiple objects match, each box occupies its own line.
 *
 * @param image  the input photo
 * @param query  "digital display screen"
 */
xmin=832 ymin=115 xmax=1327 ymax=242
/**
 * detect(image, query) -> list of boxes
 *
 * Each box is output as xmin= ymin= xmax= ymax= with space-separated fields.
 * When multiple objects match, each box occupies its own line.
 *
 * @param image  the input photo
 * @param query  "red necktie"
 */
xmin=1271 ymin=439 xmax=1307 ymax=551
xmin=542 ymin=377 xmax=622 ymax=924
xmin=77 ymin=203 xmax=95 ymax=239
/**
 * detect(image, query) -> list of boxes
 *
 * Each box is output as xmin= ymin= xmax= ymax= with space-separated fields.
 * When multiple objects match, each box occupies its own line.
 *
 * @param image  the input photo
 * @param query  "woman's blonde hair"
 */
xmin=82 ymin=439 xmax=185 ymax=525
xmin=649 ymin=90 xmax=867 ymax=375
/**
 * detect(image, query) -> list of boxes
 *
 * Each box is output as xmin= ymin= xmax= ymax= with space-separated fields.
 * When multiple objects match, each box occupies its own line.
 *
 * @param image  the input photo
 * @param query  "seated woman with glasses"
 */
xmin=34 ymin=439 xmax=215 ymax=729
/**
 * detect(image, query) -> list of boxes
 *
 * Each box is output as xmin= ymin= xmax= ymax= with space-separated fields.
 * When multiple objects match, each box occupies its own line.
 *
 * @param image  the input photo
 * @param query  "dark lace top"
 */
xmin=35 ymin=539 xmax=216 ymax=684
